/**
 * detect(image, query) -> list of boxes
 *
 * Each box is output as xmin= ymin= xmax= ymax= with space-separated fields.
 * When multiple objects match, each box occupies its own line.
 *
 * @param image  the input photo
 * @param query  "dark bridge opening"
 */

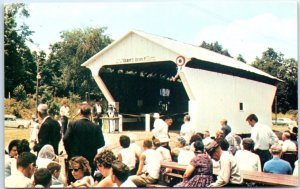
xmin=99 ymin=61 xmax=189 ymax=130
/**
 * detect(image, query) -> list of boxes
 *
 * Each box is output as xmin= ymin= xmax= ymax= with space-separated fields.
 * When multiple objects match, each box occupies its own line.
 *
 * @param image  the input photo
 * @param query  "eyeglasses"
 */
xmin=70 ymin=168 xmax=82 ymax=172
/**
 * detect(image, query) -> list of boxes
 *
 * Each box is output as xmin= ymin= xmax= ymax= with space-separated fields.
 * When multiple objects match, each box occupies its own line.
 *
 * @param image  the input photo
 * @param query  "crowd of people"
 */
xmin=4 ymin=100 xmax=298 ymax=188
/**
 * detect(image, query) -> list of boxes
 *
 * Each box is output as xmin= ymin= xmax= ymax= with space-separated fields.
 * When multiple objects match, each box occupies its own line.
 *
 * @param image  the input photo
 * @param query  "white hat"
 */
xmin=153 ymin=113 xmax=160 ymax=119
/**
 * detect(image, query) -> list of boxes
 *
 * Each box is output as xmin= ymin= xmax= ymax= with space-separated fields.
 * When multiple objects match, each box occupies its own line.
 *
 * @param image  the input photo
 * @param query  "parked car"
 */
xmin=272 ymin=118 xmax=297 ymax=128
xmin=4 ymin=114 xmax=30 ymax=129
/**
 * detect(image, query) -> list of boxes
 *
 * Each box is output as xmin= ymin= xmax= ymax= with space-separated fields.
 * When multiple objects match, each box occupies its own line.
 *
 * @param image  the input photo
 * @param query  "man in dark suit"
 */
xmin=33 ymin=104 xmax=61 ymax=155
xmin=63 ymin=101 xmax=105 ymax=183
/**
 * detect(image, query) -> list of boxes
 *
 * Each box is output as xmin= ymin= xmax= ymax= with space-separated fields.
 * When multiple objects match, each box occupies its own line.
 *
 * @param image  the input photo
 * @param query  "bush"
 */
xmin=13 ymin=84 xmax=27 ymax=102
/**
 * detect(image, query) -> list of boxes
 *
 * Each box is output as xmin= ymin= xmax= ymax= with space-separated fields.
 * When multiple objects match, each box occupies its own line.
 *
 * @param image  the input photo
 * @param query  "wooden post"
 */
xmin=118 ymin=114 xmax=123 ymax=132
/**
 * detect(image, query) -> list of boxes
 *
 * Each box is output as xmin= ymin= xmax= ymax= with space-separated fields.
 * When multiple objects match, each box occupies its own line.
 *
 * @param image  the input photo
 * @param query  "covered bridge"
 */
xmin=82 ymin=30 xmax=280 ymax=134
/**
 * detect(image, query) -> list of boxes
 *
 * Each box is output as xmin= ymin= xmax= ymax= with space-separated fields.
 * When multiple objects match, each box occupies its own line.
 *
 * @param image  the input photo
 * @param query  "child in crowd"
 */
xmin=118 ymin=135 xmax=137 ymax=175
xmin=47 ymin=161 xmax=65 ymax=186
xmin=33 ymin=168 xmax=52 ymax=188
xmin=111 ymin=160 xmax=137 ymax=187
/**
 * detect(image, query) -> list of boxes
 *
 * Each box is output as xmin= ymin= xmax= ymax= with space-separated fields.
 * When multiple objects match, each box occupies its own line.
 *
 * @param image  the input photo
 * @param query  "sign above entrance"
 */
xmin=116 ymin=56 xmax=156 ymax=64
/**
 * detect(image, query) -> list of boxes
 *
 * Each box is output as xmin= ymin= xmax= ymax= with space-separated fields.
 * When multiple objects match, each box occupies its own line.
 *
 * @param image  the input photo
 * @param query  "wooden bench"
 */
xmin=161 ymin=161 xmax=299 ymax=187
xmin=146 ymin=183 xmax=168 ymax=187
xmin=164 ymin=172 xmax=183 ymax=179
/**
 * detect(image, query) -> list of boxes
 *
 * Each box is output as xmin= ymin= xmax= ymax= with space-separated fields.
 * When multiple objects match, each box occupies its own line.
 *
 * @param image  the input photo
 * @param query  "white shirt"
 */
xmin=251 ymin=122 xmax=278 ymax=150
xmin=293 ymin=160 xmax=298 ymax=176
xmin=152 ymin=119 xmax=169 ymax=143
xmin=142 ymin=149 xmax=161 ymax=179
xmin=177 ymin=148 xmax=195 ymax=165
xmin=210 ymin=152 xmax=243 ymax=187
xmin=282 ymin=139 xmax=297 ymax=152
xmin=119 ymin=148 xmax=136 ymax=170
xmin=180 ymin=122 xmax=196 ymax=144
xmin=156 ymin=146 xmax=172 ymax=162
xmin=120 ymin=178 xmax=137 ymax=187
xmin=60 ymin=105 xmax=70 ymax=117
xmin=202 ymin=137 xmax=214 ymax=146
xmin=235 ymin=150 xmax=261 ymax=172
xmin=129 ymin=143 xmax=142 ymax=158
xmin=5 ymin=170 xmax=33 ymax=188
xmin=95 ymin=104 xmax=102 ymax=113
xmin=30 ymin=122 xmax=40 ymax=143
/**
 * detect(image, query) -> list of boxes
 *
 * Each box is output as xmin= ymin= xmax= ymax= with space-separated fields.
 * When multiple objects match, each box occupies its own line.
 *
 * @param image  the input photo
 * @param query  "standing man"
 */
xmin=246 ymin=114 xmax=278 ymax=168
xmin=63 ymin=101 xmax=105 ymax=182
xmin=92 ymin=99 xmax=103 ymax=128
xmin=29 ymin=114 xmax=39 ymax=150
xmin=33 ymin=104 xmax=61 ymax=155
xmin=180 ymin=115 xmax=196 ymax=144
xmin=220 ymin=118 xmax=231 ymax=137
xmin=152 ymin=115 xmax=173 ymax=151
xmin=60 ymin=100 xmax=70 ymax=135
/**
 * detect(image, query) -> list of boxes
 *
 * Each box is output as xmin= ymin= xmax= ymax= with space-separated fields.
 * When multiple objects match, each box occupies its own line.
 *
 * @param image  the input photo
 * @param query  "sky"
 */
xmin=13 ymin=0 xmax=298 ymax=63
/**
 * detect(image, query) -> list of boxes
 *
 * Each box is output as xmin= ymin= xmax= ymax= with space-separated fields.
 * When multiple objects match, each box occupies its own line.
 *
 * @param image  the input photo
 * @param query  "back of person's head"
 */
xmin=47 ymin=161 xmax=61 ymax=174
xmin=270 ymin=144 xmax=282 ymax=155
xmin=216 ymin=138 xmax=229 ymax=151
xmin=111 ymin=160 xmax=130 ymax=183
xmin=17 ymin=152 xmax=37 ymax=168
xmin=292 ymin=126 xmax=298 ymax=134
xmin=119 ymin=135 xmax=130 ymax=148
xmin=34 ymin=168 xmax=52 ymax=187
xmin=246 ymin=114 xmax=258 ymax=122
xmin=37 ymin=104 xmax=48 ymax=117
xmin=184 ymin=115 xmax=190 ymax=122
xmin=69 ymin=156 xmax=92 ymax=176
xmin=17 ymin=139 xmax=31 ymax=154
xmin=189 ymin=133 xmax=203 ymax=145
xmin=220 ymin=118 xmax=227 ymax=125
xmin=8 ymin=139 xmax=21 ymax=155
xmin=242 ymin=138 xmax=254 ymax=151
xmin=143 ymin=139 xmax=153 ymax=149
xmin=176 ymin=136 xmax=186 ymax=147
xmin=153 ymin=138 xmax=161 ymax=148
xmin=282 ymin=132 xmax=291 ymax=140
xmin=94 ymin=149 xmax=116 ymax=169
xmin=80 ymin=102 xmax=91 ymax=117
xmin=38 ymin=144 xmax=56 ymax=160
xmin=194 ymin=140 xmax=204 ymax=153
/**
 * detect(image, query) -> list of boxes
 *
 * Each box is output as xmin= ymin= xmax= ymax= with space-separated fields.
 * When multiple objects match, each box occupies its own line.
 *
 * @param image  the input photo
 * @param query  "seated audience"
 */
xmin=171 ymin=136 xmax=187 ymax=162
xmin=263 ymin=144 xmax=292 ymax=175
xmin=215 ymin=130 xmax=224 ymax=140
xmin=36 ymin=144 xmax=58 ymax=168
xmin=205 ymin=141 xmax=243 ymax=187
xmin=68 ymin=156 xmax=94 ymax=187
xmin=225 ymin=132 xmax=242 ymax=155
xmin=281 ymin=132 xmax=297 ymax=152
xmin=47 ymin=161 xmax=65 ymax=186
xmin=153 ymin=138 xmax=172 ymax=162
xmin=5 ymin=139 xmax=20 ymax=177
xmin=175 ymin=141 xmax=213 ymax=187
xmin=118 ymin=135 xmax=137 ymax=175
xmin=235 ymin=138 xmax=261 ymax=171
xmin=33 ymin=168 xmax=52 ymax=188
xmin=111 ymin=160 xmax=137 ymax=187
xmin=189 ymin=133 xmax=203 ymax=152
xmin=5 ymin=152 xmax=37 ymax=188
xmin=94 ymin=149 xmax=117 ymax=187
xmin=129 ymin=139 xmax=161 ymax=187
xmin=216 ymin=137 xmax=229 ymax=153
xmin=202 ymin=131 xmax=213 ymax=146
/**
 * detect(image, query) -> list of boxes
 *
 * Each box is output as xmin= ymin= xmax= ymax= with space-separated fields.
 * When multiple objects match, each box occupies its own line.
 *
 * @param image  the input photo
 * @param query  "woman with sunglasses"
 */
xmin=68 ymin=156 xmax=94 ymax=187
xmin=93 ymin=149 xmax=117 ymax=187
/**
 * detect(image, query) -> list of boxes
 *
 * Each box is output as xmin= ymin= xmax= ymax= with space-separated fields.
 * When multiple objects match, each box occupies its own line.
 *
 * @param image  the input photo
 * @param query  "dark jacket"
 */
xmin=33 ymin=116 xmax=61 ymax=155
xmin=63 ymin=117 xmax=105 ymax=164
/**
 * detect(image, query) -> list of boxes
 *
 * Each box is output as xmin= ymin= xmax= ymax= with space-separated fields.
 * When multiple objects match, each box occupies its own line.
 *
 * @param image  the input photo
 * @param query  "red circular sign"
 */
xmin=176 ymin=56 xmax=186 ymax=66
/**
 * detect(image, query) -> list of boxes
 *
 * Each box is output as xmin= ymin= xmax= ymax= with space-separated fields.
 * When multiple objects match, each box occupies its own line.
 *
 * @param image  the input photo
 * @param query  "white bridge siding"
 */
xmin=183 ymin=67 xmax=276 ymax=135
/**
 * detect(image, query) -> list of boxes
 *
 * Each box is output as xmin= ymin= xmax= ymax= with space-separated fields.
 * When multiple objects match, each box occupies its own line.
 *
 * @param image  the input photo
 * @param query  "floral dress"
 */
xmin=175 ymin=153 xmax=213 ymax=187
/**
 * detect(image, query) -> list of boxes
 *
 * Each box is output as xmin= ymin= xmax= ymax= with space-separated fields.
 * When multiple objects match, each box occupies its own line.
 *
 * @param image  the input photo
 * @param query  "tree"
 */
xmin=251 ymin=48 xmax=298 ymax=113
xmin=4 ymin=3 xmax=35 ymax=97
xmin=200 ymin=41 xmax=232 ymax=58
xmin=46 ymin=27 xmax=113 ymax=98
xmin=237 ymin=54 xmax=246 ymax=63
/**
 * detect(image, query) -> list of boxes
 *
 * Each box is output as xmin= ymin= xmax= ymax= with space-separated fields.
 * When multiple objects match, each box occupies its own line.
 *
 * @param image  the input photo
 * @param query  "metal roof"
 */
xmin=82 ymin=30 xmax=280 ymax=82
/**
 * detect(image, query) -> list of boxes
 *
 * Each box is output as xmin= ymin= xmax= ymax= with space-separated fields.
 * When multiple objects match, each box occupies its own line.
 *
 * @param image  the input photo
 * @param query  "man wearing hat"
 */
xmin=205 ymin=141 xmax=243 ymax=187
xmin=33 ymin=104 xmax=61 ymax=155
